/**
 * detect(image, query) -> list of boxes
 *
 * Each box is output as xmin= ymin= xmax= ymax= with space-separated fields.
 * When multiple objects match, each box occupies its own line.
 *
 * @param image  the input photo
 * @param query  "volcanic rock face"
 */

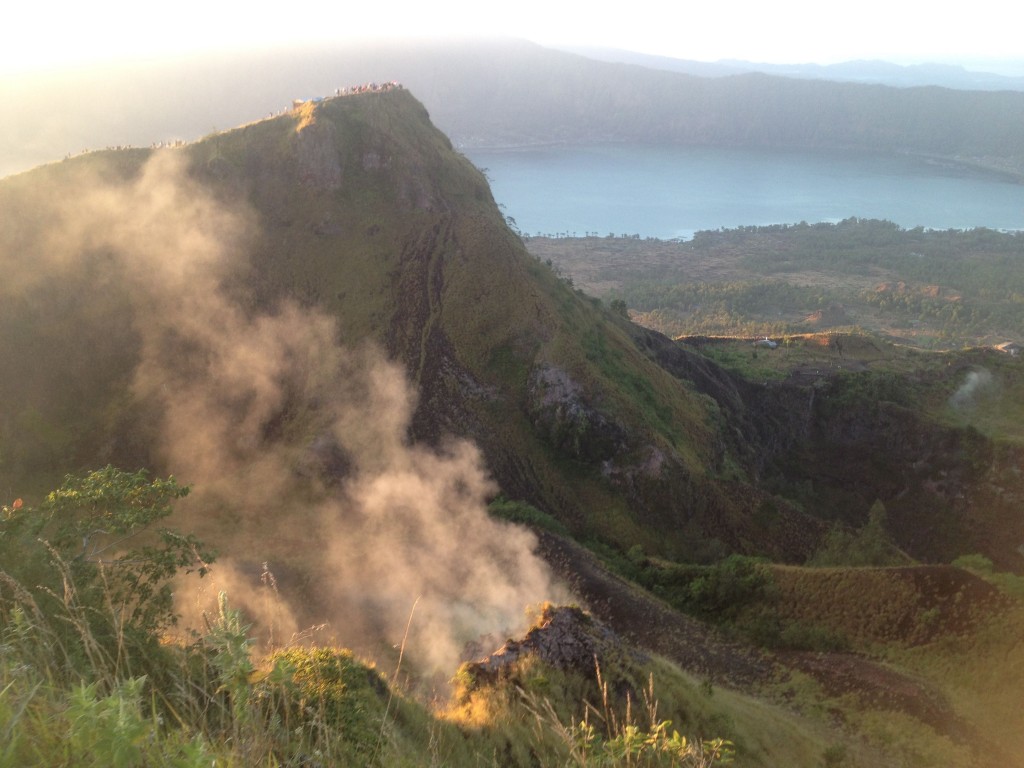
xmin=464 ymin=605 xmax=645 ymax=686
xmin=527 ymin=364 xmax=626 ymax=462
xmin=295 ymin=117 xmax=342 ymax=190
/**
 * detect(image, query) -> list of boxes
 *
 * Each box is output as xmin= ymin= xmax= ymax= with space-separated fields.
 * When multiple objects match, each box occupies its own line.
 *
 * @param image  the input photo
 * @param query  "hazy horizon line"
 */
xmin=4 ymin=35 xmax=1024 ymax=79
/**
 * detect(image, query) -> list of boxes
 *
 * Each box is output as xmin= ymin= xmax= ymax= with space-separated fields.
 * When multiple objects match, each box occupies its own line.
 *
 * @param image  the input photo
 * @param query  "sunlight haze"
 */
xmin=5 ymin=0 xmax=1022 ymax=75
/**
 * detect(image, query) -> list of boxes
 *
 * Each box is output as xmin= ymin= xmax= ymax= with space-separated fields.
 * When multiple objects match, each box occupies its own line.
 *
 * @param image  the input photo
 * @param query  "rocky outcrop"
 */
xmin=295 ymin=117 xmax=342 ymax=190
xmin=463 ymin=604 xmax=645 ymax=686
xmin=633 ymin=327 xmax=817 ymax=475
xmin=527 ymin=364 xmax=627 ymax=463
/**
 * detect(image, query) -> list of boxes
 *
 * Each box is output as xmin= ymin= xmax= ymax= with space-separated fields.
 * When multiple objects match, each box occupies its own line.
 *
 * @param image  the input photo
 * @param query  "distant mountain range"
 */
xmin=560 ymin=46 xmax=1024 ymax=91
xmin=4 ymin=38 xmax=1024 ymax=180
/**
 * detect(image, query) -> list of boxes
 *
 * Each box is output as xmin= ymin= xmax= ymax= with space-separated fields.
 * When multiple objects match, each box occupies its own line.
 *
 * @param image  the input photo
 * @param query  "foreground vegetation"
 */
xmin=0 ymin=468 xmax=750 ymax=767
xmin=7 ymin=472 xmax=1024 ymax=766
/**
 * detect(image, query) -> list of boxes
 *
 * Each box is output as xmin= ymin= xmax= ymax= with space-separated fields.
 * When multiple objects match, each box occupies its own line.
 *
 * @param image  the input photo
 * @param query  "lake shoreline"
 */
xmin=467 ymin=143 xmax=1024 ymax=240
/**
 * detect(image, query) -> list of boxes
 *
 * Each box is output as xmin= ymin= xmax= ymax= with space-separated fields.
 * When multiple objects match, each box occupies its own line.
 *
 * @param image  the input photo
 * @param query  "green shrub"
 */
xmin=0 ymin=466 xmax=214 ymax=683
xmin=808 ymin=501 xmax=908 ymax=568
xmin=259 ymin=646 xmax=387 ymax=746
xmin=952 ymin=553 xmax=994 ymax=573
xmin=488 ymin=497 xmax=570 ymax=535
xmin=686 ymin=555 xmax=773 ymax=620
xmin=525 ymin=671 xmax=735 ymax=767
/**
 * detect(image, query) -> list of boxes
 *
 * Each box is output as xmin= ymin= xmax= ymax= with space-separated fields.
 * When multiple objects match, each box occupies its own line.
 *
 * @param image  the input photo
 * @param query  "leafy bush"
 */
xmin=808 ymin=501 xmax=909 ymax=568
xmin=741 ymin=614 xmax=851 ymax=652
xmin=685 ymin=555 xmax=773 ymax=620
xmin=526 ymin=670 xmax=735 ymax=767
xmin=488 ymin=496 xmax=570 ymax=536
xmin=952 ymin=553 xmax=994 ymax=573
xmin=256 ymin=646 xmax=389 ymax=761
xmin=0 ymin=662 xmax=217 ymax=768
xmin=0 ymin=466 xmax=214 ymax=682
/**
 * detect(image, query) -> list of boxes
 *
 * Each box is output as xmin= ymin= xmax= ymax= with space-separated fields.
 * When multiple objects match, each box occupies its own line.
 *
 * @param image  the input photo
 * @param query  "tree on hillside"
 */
xmin=610 ymin=298 xmax=630 ymax=319
xmin=809 ymin=500 xmax=910 ymax=567
xmin=0 ymin=466 xmax=214 ymax=680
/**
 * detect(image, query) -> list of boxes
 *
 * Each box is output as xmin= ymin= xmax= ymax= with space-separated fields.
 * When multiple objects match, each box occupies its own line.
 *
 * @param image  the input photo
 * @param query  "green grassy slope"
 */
xmin=0 ymin=88 xmax=752 ymax=559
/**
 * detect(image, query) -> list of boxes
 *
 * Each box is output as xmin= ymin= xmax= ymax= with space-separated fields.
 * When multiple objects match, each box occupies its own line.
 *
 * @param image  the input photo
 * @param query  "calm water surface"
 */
xmin=465 ymin=144 xmax=1024 ymax=239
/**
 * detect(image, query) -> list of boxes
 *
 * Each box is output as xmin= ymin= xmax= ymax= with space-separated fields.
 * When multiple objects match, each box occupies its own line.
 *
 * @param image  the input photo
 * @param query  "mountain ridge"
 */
xmin=5 ymin=38 xmax=1024 ymax=180
xmin=558 ymin=45 xmax=1024 ymax=91
xmin=0 ymin=88 xmax=739 ymax=557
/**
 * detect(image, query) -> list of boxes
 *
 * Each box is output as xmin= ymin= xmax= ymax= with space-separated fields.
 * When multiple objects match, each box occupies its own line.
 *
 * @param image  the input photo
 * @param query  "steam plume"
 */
xmin=12 ymin=151 xmax=568 ymax=671
xmin=949 ymin=368 xmax=994 ymax=409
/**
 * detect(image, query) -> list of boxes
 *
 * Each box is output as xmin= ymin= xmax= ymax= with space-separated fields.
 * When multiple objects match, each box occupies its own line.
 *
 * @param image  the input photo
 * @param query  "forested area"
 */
xmin=527 ymin=219 xmax=1024 ymax=347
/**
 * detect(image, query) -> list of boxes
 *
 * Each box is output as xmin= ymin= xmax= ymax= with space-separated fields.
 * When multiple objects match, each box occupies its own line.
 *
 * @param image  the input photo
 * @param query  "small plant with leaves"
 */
xmin=528 ymin=664 xmax=734 ymax=767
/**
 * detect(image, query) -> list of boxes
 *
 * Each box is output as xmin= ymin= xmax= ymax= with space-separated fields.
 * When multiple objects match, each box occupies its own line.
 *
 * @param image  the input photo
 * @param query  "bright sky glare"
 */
xmin=4 ymin=0 xmax=1022 ymax=76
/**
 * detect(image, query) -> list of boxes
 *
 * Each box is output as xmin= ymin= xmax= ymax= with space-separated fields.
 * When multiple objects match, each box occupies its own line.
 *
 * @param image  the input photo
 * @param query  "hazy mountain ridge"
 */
xmin=561 ymin=45 xmax=1024 ymax=91
xmin=5 ymin=38 xmax=1024 ymax=180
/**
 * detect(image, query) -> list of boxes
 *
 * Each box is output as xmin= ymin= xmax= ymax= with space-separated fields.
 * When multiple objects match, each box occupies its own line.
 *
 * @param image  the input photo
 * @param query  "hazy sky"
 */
xmin=5 ymin=0 xmax=1022 ymax=76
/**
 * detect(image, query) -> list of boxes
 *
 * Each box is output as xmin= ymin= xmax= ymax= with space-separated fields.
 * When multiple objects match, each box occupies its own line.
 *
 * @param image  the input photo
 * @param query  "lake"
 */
xmin=464 ymin=144 xmax=1024 ymax=240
